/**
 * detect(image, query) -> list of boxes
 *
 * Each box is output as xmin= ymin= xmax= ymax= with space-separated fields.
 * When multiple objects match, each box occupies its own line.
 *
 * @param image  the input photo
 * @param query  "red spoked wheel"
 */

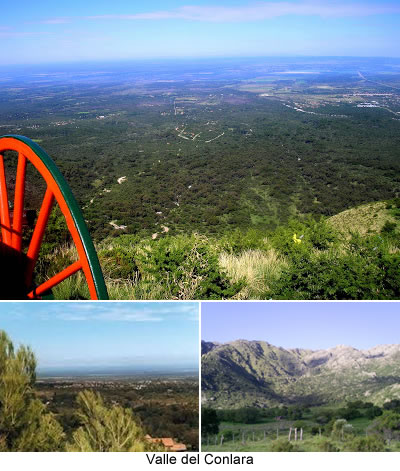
xmin=0 ymin=135 xmax=108 ymax=300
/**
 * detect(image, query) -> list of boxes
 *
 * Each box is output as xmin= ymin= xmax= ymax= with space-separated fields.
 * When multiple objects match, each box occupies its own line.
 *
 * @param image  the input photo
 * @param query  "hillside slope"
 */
xmin=201 ymin=340 xmax=400 ymax=408
xmin=327 ymin=201 xmax=398 ymax=236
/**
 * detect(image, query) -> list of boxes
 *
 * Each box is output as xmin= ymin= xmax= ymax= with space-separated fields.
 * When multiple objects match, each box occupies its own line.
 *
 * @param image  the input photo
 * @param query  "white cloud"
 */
xmin=40 ymin=18 xmax=71 ymax=25
xmin=87 ymin=2 xmax=400 ymax=23
xmin=45 ymin=302 xmax=199 ymax=323
xmin=58 ymin=309 xmax=163 ymax=322
xmin=0 ymin=302 xmax=197 ymax=323
xmin=0 ymin=31 xmax=53 ymax=38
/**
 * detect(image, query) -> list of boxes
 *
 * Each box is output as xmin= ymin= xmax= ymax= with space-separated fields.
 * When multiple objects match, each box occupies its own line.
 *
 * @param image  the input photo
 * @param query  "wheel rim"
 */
xmin=0 ymin=134 xmax=108 ymax=300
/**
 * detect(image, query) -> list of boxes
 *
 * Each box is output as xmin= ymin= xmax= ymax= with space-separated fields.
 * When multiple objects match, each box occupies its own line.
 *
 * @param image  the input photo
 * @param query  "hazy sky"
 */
xmin=201 ymin=302 xmax=400 ymax=350
xmin=0 ymin=302 xmax=199 ymax=369
xmin=2 ymin=0 xmax=400 ymax=64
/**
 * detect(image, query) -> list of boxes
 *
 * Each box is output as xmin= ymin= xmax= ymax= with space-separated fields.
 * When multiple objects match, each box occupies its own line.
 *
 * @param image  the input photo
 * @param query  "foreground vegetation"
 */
xmin=202 ymin=401 xmax=400 ymax=452
xmin=0 ymin=331 xmax=197 ymax=451
xmin=37 ymin=199 xmax=400 ymax=299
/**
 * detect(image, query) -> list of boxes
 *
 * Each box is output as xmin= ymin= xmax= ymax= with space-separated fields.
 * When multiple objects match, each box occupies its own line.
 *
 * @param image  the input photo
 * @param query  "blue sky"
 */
xmin=202 ymin=302 xmax=400 ymax=350
xmin=1 ymin=0 xmax=399 ymax=64
xmin=0 ymin=302 xmax=199 ymax=369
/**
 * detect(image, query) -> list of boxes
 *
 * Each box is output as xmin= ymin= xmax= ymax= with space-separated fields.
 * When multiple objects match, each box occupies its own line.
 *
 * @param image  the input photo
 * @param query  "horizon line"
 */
xmin=1 ymin=54 xmax=400 ymax=68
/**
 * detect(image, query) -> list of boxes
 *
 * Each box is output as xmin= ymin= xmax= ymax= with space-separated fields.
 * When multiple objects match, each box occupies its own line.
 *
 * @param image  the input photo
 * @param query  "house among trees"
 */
xmin=145 ymin=435 xmax=187 ymax=452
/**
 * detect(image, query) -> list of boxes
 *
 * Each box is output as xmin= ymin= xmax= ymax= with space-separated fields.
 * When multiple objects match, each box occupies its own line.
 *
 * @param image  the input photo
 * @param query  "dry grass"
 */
xmin=328 ymin=201 xmax=395 ymax=237
xmin=219 ymin=249 xmax=287 ymax=299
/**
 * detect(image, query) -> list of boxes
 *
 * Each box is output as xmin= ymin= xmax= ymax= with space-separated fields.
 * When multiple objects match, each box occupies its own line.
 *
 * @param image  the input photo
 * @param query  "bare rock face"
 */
xmin=304 ymin=345 xmax=363 ymax=370
xmin=201 ymin=340 xmax=400 ymax=408
xmin=365 ymin=344 xmax=400 ymax=358
xmin=303 ymin=344 xmax=400 ymax=370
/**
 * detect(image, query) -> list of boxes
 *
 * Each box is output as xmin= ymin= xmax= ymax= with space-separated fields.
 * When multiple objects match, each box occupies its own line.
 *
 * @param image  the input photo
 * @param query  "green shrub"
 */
xmin=271 ymin=438 xmax=294 ymax=452
xmin=313 ymin=437 xmax=339 ymax=452
xmin=270 ymin=234 xmax=400 ymax=300
xmin=135 ymin=235 xmax=243 ymax=299
xmin=100 ymin=246 xmax=140 ymax=281
xmin=345 ymin=435 xmax=386 ymax=452
xmin=270 ymin=217 xmax=337 ymax=256
xmin=219 ymin=228 xmax=267 ymax=254
xmin=381 ymin=221 xmax=397 ymax=235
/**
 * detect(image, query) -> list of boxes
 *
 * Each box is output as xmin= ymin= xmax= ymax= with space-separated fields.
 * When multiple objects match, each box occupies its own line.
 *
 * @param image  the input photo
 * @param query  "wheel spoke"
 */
xmin=0 ymin=153 xmax=12 ymax=246
xmin=27 ymin=260 xmax=82 ymax=299
xmin=26 ymin=187 xmax=54 ymax=286
xmin=11 ymin=153 xmax=27 ymax=251
xmin=0 ymin=135 xmax=108 ymax=299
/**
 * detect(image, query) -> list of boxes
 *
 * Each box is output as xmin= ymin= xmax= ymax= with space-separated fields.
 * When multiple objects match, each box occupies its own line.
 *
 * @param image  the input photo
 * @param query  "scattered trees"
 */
xmin=204 ymin=400 xmax=400 ymax=451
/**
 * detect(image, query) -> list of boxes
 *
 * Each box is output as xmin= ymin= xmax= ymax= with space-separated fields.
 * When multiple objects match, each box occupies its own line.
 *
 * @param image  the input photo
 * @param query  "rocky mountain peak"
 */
xmin=202 ymin=339 xmax=400 ymax=408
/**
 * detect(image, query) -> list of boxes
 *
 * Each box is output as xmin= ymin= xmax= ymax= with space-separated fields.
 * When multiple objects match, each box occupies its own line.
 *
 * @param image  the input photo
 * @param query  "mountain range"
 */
xmin=201 ymin=339 xmax=400 ymax=408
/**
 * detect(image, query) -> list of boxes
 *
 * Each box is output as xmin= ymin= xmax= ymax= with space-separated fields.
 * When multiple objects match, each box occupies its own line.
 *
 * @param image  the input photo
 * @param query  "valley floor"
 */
xmin=202 ymin=416 xmax=400 ymax=452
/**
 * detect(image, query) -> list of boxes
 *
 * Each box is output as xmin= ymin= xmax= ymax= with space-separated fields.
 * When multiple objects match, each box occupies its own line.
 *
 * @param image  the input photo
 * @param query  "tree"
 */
xmin=365 ymin=406 xmax=382 ymax=420
xmin=383 ymin=400 xmax=400 ymax=412
xmin=371 ymin=411 xmax=400 ymax=443
xmin=66 ymin=390 xmax=160 ymax=452
xmin=288 ymin=406 xmax=303 ymax=421
xmin=201 ymin=408 xmax=220 ymax=435
xmin=331 ymin=419 xmax=353 ymax=441
xmin=0 ymin=330 xmax=65 ymax=451
xmin=234 ymin=407 xmax=261 ymax=424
